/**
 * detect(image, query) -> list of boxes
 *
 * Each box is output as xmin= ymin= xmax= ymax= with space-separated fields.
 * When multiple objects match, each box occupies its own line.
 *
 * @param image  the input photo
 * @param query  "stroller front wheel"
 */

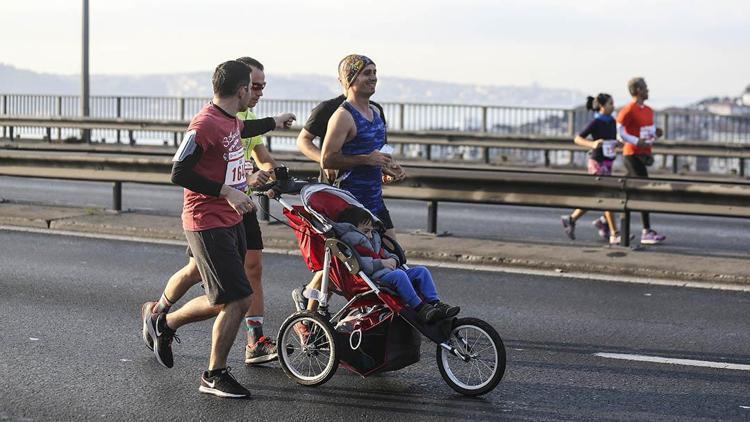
xmin=436 ymin=317 xmax=506 ymax=396
xmin=278 ymin=311 xmax=340 ymax=386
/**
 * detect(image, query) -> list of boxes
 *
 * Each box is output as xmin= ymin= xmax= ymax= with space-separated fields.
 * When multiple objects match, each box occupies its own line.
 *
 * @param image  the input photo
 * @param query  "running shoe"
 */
xmin=146 ymin=312 xmax=180 ymax=368
xmin=141 ymin=301 xmax=156 ymax=351
xmin=609 ymin=234 xmax=621 ymax=246
xmin=245 ymin=336 xmax=278 ymax=365
xmin=592 ymin=216 xmax=610 ymax=240
xmin=199 ymin=367 xmax=251 ymax=399
xmin=641 ymin=230 xmax=666 ymax=245
xmin=609 ymin=233 xmax=636 ymax=245
xmin=561 ymin=215 xmax=576 ymax=240
xmin=291 ymin=286 xmax=308 ymax=312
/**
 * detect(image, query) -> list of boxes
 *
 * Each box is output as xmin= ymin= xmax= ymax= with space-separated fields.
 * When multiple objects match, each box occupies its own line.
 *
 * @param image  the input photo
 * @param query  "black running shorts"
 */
xmin=243 ymin=210 xmax=264 ymax=251
xmin=376 ymin=206 xmax=395 ymax=230
xmin=184 ymin=222 xmax=252 ymax=305
xmin=186 ymin=211 xmax=262 ymax=257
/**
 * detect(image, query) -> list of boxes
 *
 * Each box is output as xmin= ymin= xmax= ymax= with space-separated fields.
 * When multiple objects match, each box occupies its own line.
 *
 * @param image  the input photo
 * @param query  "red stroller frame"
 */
xmin=270 ymin=182 xmax=506 ymax=396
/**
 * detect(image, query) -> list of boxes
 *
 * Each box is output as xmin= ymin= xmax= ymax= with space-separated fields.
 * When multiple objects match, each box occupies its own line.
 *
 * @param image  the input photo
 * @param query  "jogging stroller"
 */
xmin=264 ymin=181 xmax=506 ymax=396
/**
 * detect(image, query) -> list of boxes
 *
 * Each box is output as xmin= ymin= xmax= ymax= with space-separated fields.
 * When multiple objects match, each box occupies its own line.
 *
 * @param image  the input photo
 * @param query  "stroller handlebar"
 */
xmin=252 ymin=178 xmax=309 ymax=198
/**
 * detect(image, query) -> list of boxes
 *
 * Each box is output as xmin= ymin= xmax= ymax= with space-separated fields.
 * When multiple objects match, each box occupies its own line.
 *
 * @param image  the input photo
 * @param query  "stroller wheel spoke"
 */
xmin=315 ymin=355 xmax=325 ymax=374
xmin=290 ymin=348 xmax=306 ymax=365
xmin=475 ymin=357 xmax=496 ymax=373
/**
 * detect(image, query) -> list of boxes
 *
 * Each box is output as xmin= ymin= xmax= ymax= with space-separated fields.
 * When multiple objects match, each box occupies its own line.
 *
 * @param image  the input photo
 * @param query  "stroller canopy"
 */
xmin=300 ymin=184 xmax=382 ymax=231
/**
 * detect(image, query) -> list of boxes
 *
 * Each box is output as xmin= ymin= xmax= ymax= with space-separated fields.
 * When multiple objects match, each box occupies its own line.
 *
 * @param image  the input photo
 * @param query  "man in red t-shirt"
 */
xmin=141 ymin=57 xmax=295 ymax=368
xmin=616 ymin=77 xmax=666 ymax=245
xmin=142 ymin=60 xmax=277 ymax=399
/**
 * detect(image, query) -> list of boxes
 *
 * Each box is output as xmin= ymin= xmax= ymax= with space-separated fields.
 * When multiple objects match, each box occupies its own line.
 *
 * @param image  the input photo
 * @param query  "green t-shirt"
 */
xmin=236 ymin=109 xmax=266 ymax=194
xmin=236 ymin=109 xmax=265 ymax=160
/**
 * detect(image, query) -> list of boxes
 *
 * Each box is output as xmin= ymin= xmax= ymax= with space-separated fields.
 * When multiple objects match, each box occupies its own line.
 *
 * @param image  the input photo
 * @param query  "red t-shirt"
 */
xmin=181 ymin=104 xmax=247 ymax=231
xmin=616 ymin=101 xmax=655 ymax=156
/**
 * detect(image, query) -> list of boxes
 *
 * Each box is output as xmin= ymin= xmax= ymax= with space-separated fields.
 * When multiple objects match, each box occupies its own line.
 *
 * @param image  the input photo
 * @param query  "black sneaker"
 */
xmin=291 ymin=286 xmax=308 ymax=312
xmin=433 ymin=301 xmax=460 ymax=318
xmin=199 ymin=367 xmax=251 ymax=399
xmin=146 ymin=312 xmax=179 ymax=368
xmin=245 ymin=336 xmax=278 ymax=365
xmin=141 ymin=301 xmax=156 ymax=351
xmin=416 ymin=303 xmax=440 ymax=324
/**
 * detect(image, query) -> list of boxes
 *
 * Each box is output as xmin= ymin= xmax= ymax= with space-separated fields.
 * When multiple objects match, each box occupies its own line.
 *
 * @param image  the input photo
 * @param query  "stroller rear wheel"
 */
xmin=278 ymin=311 xmax=339 ymax=386
xmin=436 ymin=317 xmax=506 ymax=396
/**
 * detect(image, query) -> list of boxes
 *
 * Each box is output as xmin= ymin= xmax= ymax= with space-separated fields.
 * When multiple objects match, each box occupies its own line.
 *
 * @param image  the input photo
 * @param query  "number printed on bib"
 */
xmin=225 ymin=149 xmax=247 ymax=191
xmin=602 ymin=140 xmax=618 ymax=159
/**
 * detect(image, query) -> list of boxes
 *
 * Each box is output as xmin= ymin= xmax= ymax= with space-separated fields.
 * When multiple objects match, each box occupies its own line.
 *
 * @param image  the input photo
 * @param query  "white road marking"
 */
xmin=594 ymin=352 xmax=750 ymax=371
xmin=2 ymin=224 xmax=749 ymax=292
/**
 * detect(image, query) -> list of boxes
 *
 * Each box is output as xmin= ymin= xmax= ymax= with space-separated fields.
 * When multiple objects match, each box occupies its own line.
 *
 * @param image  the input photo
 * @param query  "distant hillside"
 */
xmin=0 ymin=63 xmax=584 ymax=108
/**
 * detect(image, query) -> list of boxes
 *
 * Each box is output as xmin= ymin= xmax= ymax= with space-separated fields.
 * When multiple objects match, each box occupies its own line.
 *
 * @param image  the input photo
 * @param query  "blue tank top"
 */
xmin=339 ymin=101 xmax=387 ymax=214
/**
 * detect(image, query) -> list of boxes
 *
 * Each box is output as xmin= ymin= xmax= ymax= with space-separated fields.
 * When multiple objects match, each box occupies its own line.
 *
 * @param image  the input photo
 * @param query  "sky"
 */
xmin=1 ymin=0 xmax=749 ymax=107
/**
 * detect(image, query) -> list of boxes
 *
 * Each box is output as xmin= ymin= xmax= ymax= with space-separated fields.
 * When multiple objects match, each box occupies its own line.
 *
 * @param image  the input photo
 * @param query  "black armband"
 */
xmin=241 ymin=117 xmax=276 ymax=138
xmin=170 ymin=145 xmax=223 ymax=197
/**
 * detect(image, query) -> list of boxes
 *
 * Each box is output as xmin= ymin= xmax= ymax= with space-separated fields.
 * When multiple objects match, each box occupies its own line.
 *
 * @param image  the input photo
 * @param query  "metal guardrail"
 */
xmin=1 ymin=116 xmax=749 ymax=177
xmin=2 ymin=148 xmax=749 ymax=247
xmin=3 ymin=93 xmax=750 ymax=142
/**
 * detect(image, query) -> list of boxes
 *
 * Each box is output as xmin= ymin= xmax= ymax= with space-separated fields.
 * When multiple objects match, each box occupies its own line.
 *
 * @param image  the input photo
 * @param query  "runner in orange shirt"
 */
xmin=616 ymin=77 xmax=666 ymax=245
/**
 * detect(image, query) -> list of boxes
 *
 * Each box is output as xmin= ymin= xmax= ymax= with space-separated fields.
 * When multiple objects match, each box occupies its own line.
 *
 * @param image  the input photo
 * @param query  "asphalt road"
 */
xmin=1 ymin=176 xmax=749 ymax=259
xmin=1 ymin=230 xmax=748 ymax=421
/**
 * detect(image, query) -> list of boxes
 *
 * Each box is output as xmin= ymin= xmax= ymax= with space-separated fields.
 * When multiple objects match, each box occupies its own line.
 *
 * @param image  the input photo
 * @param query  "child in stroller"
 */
xmin=333 ymin=206 xmax=459 ymax=323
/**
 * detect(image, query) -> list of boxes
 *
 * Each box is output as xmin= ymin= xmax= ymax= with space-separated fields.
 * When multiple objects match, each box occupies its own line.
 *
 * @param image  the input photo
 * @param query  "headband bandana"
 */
xmin=338 ymin=54 xmax=375 ymax=90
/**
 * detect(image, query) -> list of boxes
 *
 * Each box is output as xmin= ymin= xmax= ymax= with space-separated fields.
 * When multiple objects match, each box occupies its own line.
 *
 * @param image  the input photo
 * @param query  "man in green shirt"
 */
xmin=233 ymin=56 xmax=294 ymax=364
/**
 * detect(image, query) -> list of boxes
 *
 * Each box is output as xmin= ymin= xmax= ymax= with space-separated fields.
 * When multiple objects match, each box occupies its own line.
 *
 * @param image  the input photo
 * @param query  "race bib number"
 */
xmin=640 ymin=125 xmax=656 ymax=142
xmin=225 ymin=149 xmax=247 ymax=191
xmin=602 ymin=140 xmax=618 ymax=159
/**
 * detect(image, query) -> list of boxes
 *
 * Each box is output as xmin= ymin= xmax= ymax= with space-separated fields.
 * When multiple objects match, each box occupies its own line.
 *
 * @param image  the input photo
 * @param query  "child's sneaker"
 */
xmin=433 ymin=301 xmax=460 ymax=318
xmin=291 ymin=286 xmax=308 ymax=312
xmin=641 ymin=229 xmax=666 ymax=245
xmin=561 ymin=216 xmax=576 ymax=240
xmin=592 ymin=216 xmax=610 ymax=240
xmin=416 ymin=303 xmax=440 ymax=324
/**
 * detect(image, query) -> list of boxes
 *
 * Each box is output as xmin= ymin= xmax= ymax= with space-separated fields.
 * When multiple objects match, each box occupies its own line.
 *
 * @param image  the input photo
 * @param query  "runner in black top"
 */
xmin=298 ymin=94 xmax=388 ymax=183
xmin=560 ymin=93 xmax=623 ymax=245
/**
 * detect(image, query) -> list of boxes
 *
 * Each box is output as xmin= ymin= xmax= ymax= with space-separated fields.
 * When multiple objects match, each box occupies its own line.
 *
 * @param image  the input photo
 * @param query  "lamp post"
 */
xmin=81 ymin=0 xmax=90 ymax=143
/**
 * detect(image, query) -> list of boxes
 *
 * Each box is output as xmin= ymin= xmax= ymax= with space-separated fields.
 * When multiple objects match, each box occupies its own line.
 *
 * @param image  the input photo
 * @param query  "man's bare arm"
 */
xmin=250 ymin=144 xmax=277 ymax=171
xmin=296 ymin=129 xmax=322 ymax=162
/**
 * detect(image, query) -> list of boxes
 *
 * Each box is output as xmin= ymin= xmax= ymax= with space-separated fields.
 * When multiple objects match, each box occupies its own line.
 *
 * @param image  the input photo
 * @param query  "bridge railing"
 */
xmin=1 ymin=116 xmax=748 ymax=177
xmin=3 ymin=94 xmax=750 ymax=142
